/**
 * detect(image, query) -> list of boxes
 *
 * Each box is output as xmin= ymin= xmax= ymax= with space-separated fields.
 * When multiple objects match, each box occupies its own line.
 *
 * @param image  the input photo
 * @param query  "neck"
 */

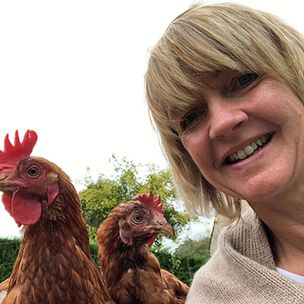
xmin=249 ymin=191 xmax=304 ymax=275
xmin=10 ymin=185 xmax=91 ymax=287
xmin=97 ymin=215 xmax=159 ymax=284
xmin=5 ymin=176 xmax=114 ymax=304
xmin=98 ymin=215 xmax=146 ymax=259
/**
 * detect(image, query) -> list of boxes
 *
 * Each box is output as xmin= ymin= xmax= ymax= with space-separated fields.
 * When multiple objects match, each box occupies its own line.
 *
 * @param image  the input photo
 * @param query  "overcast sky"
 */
xmin=0 ymin=0 xmax=303 ymax=238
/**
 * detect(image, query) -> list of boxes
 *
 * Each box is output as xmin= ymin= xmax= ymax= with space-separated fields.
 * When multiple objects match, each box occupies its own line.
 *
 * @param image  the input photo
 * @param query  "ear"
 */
xmin=119 ymin=229 xmax=133 ymax=246
xmin=47 ymin=182 xmax=59 ymax=205
xmin=119 ymin=221 xmax=133 ymax=246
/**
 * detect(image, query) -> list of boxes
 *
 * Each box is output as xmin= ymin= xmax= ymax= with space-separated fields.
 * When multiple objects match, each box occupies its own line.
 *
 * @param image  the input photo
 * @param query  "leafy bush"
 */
xmin=152 ymin=246 xmax=210 ymax=286
xmin=90 ymin=240 xmax=99 ymax=265
xmin=0 ymin=238 xmax=21 ymax=281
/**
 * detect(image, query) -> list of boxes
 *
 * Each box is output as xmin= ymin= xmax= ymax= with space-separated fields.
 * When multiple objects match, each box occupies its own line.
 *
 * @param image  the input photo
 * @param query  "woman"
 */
xmin=145 ymin=2 xmax=304 ymax=303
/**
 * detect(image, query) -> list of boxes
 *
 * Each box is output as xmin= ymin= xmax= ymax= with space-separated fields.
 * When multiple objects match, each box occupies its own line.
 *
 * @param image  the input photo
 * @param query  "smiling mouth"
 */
xmin=225 ymin=133 xmax=273 ymax=165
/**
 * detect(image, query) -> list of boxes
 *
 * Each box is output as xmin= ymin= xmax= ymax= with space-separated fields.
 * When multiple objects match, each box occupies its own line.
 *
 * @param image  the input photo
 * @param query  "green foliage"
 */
xmin=175 ymin=238 xmax=210 ymax=257
xmin=0 ymin=238 xmax=21 ymax=281
xmin=89 ymin=240 xmax=99 ymax=265
xmin=80 ymin=156 xmax=191 ymax=240
xmin=152 ymin=245 xmax=210 ymax=286
xmin=151 ymin=238 xmax=211 ymax=285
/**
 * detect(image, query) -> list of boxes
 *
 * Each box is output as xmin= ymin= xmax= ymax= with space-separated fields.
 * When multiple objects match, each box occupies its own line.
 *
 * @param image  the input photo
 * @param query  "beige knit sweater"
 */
xmin=186 ymin=210 xmax=304 ymax=303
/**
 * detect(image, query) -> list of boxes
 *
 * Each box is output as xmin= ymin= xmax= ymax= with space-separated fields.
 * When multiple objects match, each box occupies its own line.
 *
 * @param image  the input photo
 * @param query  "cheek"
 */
xmin=2 ymin=193 xmax=12 ymax=214
xmin=181 ymin=132 xmax=212 ymax=172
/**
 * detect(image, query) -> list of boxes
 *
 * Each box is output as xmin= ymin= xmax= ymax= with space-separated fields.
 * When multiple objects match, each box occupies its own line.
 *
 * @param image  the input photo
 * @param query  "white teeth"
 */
xmin=226 ymin=133 xmax=272 ymax=163
xmin=237 ymin=150 xmax=246 ymax=160
xmin=251 ymin=142 xmax=258 ymax=150
xmin=228 ymin=155 xmax=234 ymax=162
xmin=261 ymin=135 xmax=267 ymax=143
xmin=244 ymin=145 xmax=254 ymax=155
xmin=256 ymin=138 xmax=263 ymax=146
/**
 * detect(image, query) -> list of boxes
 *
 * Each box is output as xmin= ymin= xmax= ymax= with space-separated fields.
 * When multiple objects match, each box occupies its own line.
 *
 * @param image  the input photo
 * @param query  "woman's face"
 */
xmin=177 ymin=70 xmax=304 ymax=204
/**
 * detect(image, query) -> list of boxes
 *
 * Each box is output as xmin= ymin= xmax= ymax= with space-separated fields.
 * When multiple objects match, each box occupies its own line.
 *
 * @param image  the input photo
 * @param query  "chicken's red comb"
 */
xmin=134 ymin=191 xmax=164 ymax=214
xmin=0 ymin=130 xmax=38 ymax=167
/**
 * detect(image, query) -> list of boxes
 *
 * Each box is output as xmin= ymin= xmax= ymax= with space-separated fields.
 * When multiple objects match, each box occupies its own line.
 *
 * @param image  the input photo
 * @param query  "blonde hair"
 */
xmin=145 ymin=2 xmax=304 ymax=219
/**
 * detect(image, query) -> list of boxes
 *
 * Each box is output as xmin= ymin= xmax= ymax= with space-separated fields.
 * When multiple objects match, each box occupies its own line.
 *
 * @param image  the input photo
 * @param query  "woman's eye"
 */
xmin=232 ymin=73 xmax=259 ymax=91
xmin=180 ymin=109 xmax=205 ymax=131
xmin=27 ymin=166 xmax=40 ymax=178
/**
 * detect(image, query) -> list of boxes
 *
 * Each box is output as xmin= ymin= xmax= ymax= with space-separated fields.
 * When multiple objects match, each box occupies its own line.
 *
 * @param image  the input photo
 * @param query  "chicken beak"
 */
xmin=160 ymin=222 xmax=175 ymax=237
xmin=0 ymin=173 xmax=8 ymax=182
xmin=0 ymin=170 xmax=17 ymax=191
xmin=0 ymin=173 xmax=8 ymax=189
xmin=153 ymin=213 xmax=175 ymax=237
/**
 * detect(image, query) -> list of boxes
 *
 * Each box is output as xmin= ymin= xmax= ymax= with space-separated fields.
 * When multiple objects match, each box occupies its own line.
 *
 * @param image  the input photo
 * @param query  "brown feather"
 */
xmin=1 ymin=157 xmax=114 ymax=304
xmin=97 ymin=201 xmax=189 ymax=304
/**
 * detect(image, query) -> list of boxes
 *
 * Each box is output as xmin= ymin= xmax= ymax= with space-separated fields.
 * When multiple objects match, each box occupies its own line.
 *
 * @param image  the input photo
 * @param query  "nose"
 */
xmin=208 ymin=103 xmax=248 ymax=139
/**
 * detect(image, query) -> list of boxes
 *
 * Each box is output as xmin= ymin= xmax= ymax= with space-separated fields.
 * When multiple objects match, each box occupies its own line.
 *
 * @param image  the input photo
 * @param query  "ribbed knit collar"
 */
xmin=187 ymin=207 xmax=304 ymax=303
xmin=222 ymin=208 xmax=276 ymax=270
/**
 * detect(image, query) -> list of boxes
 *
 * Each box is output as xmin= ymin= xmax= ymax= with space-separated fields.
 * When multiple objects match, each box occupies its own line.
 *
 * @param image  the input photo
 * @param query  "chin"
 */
xmin=220 ymin=165 xmax=296 ymax=205
xmin=239 ymin=172 xmax=294 ymax=204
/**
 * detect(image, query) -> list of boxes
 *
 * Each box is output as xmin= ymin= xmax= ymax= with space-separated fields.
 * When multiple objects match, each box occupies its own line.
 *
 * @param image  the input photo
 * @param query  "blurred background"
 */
xmin=0 ymin=0 xmax=302 ymax=243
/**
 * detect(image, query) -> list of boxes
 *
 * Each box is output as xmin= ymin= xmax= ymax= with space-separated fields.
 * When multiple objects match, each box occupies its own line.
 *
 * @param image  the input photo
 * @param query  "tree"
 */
xmin=175 ymin=238 xmax=210 ymax=257
xmin=80 ymin=155 xmax=191 ymax=240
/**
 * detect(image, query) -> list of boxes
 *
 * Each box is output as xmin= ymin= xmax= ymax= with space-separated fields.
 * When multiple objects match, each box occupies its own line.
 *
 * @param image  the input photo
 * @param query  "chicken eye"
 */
xmin=132 ymin=213 xmax=143 ymax=223
xmin=27 ymin=166 xmax=40 ymax=178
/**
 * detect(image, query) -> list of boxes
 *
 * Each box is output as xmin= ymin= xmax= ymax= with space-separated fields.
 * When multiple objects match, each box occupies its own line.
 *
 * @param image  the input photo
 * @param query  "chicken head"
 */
xmin=118 ymin=192 xmax=174 ymax=246
xmin=0 ymin=130 xmax=59 ymax=226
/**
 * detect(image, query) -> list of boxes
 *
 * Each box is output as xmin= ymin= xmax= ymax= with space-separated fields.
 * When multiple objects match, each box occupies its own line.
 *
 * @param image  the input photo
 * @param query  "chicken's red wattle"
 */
xmin=10 ymin=189 xmax=42 ymax=226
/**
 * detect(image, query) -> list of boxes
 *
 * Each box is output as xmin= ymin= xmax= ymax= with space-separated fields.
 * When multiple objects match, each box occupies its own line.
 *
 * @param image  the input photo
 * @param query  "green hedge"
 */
xmin=0 ymin=238 xmax=209 ymax=285
xmin=0 ymin=238 xmax=21 ymax=281
xmin=152 ymin=249 xmax=210 ymax=286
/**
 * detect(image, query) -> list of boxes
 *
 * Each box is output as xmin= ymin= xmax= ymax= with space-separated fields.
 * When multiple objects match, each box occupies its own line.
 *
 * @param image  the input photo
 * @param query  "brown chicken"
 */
xmin=97 ymin=192 xmax=189 ymax=304
xmin=0 ymin=130 xmax=114 ymax=304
